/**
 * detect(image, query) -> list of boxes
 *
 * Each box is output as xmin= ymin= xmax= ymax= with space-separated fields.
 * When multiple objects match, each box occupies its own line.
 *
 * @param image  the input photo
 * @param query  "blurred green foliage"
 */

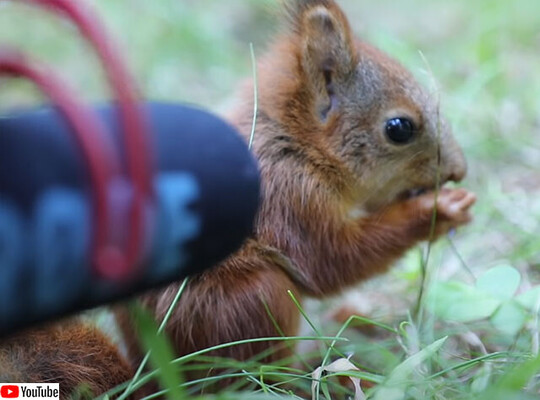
xmin=0 ymin=0 xmax=277 ymax=108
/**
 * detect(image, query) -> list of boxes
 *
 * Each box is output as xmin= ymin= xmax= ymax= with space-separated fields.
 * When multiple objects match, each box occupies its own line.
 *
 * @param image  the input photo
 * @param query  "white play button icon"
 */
xmin=0 ymin=384 xmax=19 ymax=398
xmin=1 ymin=383 xmax=59 ymax=398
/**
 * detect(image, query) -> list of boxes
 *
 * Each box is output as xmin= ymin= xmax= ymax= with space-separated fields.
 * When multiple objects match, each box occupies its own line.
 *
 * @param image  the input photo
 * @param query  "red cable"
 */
xmin=0 ymin=50 xmax=123 ymax=279
xmin=21 ymin=0 xmax=155 ymax=280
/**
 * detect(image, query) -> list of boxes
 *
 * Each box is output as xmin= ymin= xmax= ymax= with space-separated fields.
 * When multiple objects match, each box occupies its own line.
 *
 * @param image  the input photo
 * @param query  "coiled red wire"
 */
xmin=0 ymin=0 xmax=155 ymax=281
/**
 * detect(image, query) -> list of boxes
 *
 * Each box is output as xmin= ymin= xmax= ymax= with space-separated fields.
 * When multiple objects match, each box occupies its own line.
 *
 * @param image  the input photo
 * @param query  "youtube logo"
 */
xmin=0 ymin=385 xmax=19 ymax=398
xmin=0 ymin=384 xmax=59 ymax=399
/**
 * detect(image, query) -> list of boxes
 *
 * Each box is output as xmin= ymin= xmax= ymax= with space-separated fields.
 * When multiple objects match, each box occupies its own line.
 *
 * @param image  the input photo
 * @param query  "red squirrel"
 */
xmin=0 ymin=0 xmax=476 ymax=397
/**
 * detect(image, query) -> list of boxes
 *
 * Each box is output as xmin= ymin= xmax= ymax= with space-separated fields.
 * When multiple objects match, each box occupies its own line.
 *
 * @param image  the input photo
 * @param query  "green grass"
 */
xmin=1 ymin=0 xmax=539 ymax=399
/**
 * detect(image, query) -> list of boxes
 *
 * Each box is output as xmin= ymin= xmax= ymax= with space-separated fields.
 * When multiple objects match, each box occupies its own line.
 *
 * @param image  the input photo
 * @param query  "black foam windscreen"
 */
xmin=0 ymin=102 xmax=260 ymax=336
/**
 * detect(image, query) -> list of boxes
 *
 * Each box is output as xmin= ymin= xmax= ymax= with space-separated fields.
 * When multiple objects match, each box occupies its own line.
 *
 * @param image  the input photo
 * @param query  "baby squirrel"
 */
xmin=1 ymin=0 xmax=476 ymax=397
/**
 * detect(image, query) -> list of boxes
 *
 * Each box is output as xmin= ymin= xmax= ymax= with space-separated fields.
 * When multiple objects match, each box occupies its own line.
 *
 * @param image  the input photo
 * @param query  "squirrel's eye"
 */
xmin=385 ymin=118 xmax=416 ymax=144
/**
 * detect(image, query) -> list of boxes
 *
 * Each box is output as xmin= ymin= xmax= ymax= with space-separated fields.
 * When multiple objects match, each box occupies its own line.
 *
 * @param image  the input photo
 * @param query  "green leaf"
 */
xmin=490 ymin=301 xmax=528 ymax=336
xmin=516 ymin=286 xmax=540 ymax=310
xmin=131 ymin=305 xmax=185 ymax=399
xmin=476 ymin=265 xmax=521 ymax=300
xmin=428 ymin=281 xmax=500 ymax=322
xmin=471 ymin=363 xmax=493 ymax=394
xmin=372 ymin=337 xmax=447 ymax=400
xmin=478 ymin=353 xmax=540 ymax=400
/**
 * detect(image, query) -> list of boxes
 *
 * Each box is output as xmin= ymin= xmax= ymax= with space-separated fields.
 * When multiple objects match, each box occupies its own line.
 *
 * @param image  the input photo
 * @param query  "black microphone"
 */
xmin=0 ymin=102 xmax=260 ymax=337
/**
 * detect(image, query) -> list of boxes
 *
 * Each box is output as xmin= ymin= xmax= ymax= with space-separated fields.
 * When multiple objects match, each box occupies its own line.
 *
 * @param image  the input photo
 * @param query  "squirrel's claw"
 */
xmin=402 ymin=188 xmax=477 ymax=240
xmin=436 ymin=188 xmax=477 ymax=223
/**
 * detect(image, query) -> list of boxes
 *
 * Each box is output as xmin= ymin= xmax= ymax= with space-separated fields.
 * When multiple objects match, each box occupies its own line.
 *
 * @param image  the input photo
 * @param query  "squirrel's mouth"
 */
xmin=398 ymin=181 xmax=454 ymax=201
xmin=398 ymin=187 xmax=431 ymax=201
xmin=369 ymin=184 xmax=444 ymax=212
xmin=407 ymin=188 xmax=429 ymax=198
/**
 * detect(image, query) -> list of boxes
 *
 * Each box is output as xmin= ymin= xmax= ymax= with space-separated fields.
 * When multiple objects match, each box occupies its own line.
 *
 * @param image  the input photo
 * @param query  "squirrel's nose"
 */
xmin=437 ymin=118 xmax=467 ymax=184
xmin=446 ymin=159 xmax=467 ymax=183
xmin=441 ymin=140 xmax=467 ymax=183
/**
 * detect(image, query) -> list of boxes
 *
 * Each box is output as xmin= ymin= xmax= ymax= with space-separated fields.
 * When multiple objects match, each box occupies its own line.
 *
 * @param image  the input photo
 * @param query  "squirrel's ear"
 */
xmin=290 ymin=1 xmax=357 ymax=120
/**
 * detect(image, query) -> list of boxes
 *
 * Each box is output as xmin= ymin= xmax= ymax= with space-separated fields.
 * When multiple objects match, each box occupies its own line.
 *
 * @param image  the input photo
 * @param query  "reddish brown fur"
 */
xmin=1 ymin=0 xmax=476 ymax=396
xmin=0 ymin=322 xmax=133 ymax=399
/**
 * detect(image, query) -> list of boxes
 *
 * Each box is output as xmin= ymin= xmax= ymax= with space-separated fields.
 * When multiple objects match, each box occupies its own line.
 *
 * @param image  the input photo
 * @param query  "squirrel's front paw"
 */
xmin=413 ymin=188 xmax=477 ymax=239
